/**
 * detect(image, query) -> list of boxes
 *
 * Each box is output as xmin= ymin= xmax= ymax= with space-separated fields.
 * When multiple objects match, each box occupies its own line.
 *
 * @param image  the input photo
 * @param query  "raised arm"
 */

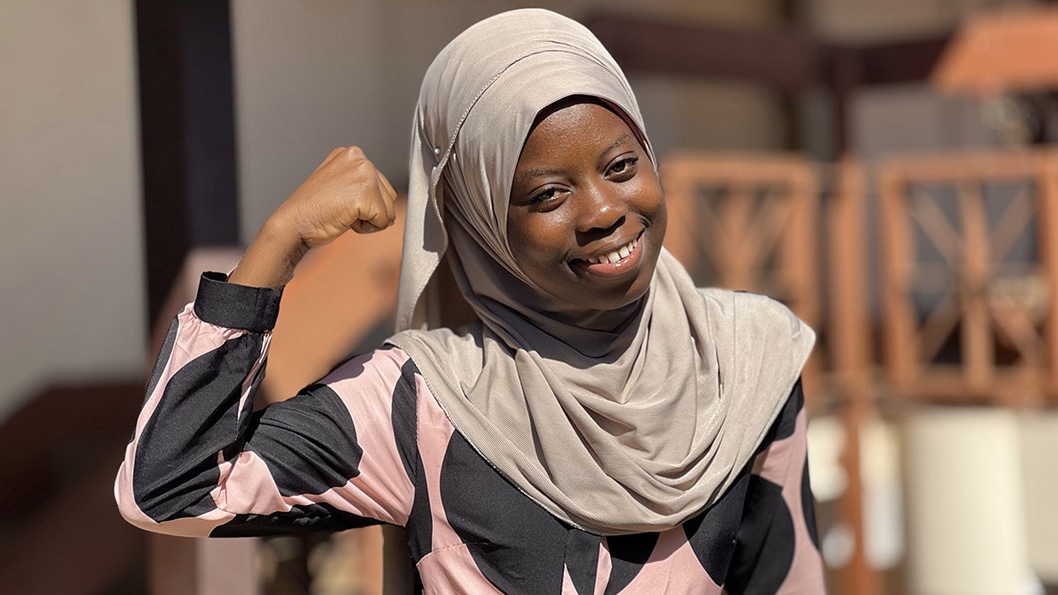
xmin=115 ymin=147 xmax=409 ymax=537
xmin=230 ymin=145 xmax=398 ymax=289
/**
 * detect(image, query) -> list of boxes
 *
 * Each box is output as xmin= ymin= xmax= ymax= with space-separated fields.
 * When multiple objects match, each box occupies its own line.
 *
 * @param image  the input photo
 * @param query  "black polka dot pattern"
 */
xmin=440 ymin=432 xmax=570 ymax=592
xmin=726 ymin=476 xmax=796 ymax=594
xmin=684 ymin=470 xmax=751 ymax=583
xmin=604 ymin=532 xmax=660 ymax=595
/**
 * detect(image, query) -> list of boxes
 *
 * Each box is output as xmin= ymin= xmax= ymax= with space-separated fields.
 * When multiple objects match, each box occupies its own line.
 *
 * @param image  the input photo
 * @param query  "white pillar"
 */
xmin=903 ymin=407 xmax=1035 ymax=595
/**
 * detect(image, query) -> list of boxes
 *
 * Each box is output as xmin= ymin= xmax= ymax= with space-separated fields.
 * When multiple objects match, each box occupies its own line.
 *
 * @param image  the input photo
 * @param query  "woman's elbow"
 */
xmin=113 ymin=467 xmax=157 ymax=533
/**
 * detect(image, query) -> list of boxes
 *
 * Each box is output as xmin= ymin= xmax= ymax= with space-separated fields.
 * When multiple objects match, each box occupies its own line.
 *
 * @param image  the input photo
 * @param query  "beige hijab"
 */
xmin=387 ymin=8 xmax=814 ymax=535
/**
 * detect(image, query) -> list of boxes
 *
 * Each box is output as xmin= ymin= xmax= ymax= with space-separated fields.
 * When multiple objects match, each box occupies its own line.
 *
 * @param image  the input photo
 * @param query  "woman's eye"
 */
xmin=531 ymin=188 xmax=561 ymax=204
xmin=610 ymin=155 xmax=639 ymax=177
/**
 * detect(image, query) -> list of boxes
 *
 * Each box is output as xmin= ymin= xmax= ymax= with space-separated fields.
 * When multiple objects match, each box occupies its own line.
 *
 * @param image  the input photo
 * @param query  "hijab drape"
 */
xmin=387 ymin=8 xmax=814 ymax=535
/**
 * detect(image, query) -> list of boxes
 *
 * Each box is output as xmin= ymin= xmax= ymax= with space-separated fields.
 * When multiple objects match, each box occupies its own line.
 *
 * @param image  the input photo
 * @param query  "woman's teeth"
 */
xmin=586 ymin=237 xmax=638 ymax=265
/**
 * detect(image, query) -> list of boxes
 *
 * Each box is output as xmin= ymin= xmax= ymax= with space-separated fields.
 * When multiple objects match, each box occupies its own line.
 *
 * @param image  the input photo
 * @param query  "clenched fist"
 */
xmin=279 ymin=146 xmax=398 ymax=246
xmin=229 ymin=147 xmax=398 ymax=289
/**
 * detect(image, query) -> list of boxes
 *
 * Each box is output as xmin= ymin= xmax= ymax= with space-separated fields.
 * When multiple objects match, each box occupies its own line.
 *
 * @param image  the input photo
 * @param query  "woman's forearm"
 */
xmin=227 ymin=215 xmax=308 ymax=289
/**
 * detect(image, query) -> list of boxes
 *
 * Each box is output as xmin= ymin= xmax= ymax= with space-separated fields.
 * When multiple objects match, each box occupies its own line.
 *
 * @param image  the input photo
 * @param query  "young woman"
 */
xmin=116 ymin=9 xmax=823 ymax=593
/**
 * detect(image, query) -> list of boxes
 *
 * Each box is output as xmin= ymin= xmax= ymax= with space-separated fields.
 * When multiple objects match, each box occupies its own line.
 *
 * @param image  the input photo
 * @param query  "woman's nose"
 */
xmin=575 ymin=183 xmax=627 ymax=235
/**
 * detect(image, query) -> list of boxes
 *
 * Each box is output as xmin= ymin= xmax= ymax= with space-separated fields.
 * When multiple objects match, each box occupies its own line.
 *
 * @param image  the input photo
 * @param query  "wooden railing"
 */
xmin=879 ymin=149 xmax=1058 ymax=405
xmin=661 ymin=153 xmax=876 ymax=595
xmin=661 ymin=153 xmax=821 ymax=328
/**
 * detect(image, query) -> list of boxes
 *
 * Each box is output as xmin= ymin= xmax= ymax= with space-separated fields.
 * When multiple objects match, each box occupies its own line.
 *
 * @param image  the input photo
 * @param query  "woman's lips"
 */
xmin=573 ymin=235 xmax=643 ymax=277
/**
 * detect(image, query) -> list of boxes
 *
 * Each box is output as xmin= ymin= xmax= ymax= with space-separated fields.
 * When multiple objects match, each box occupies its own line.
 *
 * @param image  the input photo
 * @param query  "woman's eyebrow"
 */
xmin=515 ymin=167 xmax=565 ymax=188
xmin=599 ymin=132 xmax=631 ymax=157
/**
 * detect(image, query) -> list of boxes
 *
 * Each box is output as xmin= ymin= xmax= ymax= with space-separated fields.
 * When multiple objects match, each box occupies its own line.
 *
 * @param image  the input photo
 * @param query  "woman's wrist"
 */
xmin=227 ymin=215 xmax=309 ymax=289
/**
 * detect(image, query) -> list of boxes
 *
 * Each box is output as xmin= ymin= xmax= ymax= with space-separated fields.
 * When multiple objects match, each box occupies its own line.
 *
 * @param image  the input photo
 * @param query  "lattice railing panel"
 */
xmin=879 ymin=150 xmax=1058 ymax=404
xmin=661 ymin=153 xmax=820 ymax=326
xmin=660 ymin=153 xmax=823 ymax=399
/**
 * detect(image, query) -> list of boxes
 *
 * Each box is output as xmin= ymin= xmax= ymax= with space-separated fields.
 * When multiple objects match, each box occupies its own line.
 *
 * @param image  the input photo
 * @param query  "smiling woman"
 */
xmin=507 ymin=97 xmax=664 ymax=311
xmin=507 ymin=97 xmax=666 ymax=312
xmin=115 ymin=8 xmax=823 ymax=593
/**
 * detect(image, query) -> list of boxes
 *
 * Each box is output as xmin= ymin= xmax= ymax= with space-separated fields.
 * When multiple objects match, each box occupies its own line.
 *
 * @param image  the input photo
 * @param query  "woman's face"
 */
xmin=507 ymin=99 xmax=666 ymax=312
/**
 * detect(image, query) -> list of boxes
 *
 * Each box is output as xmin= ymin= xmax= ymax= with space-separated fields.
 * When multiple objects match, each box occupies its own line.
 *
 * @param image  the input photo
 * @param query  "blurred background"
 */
xmin=4 ymin=0 xmax=1058 ymax=593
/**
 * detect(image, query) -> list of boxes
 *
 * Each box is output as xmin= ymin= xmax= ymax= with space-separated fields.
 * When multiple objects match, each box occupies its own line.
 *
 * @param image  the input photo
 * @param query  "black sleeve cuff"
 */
xmin=193 ymin=272 xmax=283 ymax=333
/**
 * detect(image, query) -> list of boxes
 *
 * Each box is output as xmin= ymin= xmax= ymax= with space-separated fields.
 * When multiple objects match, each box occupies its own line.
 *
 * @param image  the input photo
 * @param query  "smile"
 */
xmin=585 ymin=236 xmax=640 ymax=265
xmin=570 ymin=233 xmax=646 ymax=279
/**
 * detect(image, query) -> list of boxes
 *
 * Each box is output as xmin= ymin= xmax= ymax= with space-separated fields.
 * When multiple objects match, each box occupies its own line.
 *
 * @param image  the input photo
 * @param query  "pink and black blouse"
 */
xmin=115 ymin=273 xmax=825 ymax=593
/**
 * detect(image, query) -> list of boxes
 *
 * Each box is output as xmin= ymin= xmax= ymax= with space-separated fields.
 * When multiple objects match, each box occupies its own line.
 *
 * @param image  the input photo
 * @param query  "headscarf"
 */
xmin=387 ymin=8 xmax=814 ymax=535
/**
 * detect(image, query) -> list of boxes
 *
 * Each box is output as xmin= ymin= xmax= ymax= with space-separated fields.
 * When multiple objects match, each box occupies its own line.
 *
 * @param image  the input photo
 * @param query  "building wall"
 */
xmin=0 ymin=0 xmax=145 ymax=422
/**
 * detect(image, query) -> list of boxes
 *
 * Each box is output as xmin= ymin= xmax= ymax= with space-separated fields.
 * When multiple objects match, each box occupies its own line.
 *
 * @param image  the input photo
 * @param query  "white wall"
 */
xmin=853 ymin=85 xmax=995 ymax=158
xmin=0 ymin=0 xmax=145 ymax=421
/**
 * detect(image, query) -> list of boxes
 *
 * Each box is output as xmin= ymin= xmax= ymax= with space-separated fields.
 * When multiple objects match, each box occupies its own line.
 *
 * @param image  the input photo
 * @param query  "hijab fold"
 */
xmin=388 ymin=8 xmax=814 ymax=535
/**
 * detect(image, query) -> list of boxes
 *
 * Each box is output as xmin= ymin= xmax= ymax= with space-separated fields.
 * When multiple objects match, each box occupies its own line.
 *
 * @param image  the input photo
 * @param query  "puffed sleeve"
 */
xmin=114 ymin=272 xmax=418 ymax=538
